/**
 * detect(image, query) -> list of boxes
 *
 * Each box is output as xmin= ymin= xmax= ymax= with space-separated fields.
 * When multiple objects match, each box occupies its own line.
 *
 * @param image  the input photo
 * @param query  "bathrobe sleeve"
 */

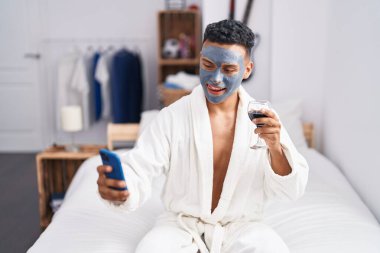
xmin=262 ymin=121 xmax=309 ymax=201
xmin=99 ymin=108 xmax=171 ymax=212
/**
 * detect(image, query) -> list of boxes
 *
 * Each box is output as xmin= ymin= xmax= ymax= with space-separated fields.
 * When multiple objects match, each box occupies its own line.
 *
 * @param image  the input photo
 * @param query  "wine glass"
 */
xmin=248 ymin=100 xmax=271 ymax=149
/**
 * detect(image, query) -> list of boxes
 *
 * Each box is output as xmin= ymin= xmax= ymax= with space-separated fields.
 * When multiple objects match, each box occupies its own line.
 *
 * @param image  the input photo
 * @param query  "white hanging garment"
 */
xmin=56 ymin=51 xmax=90 ymax=130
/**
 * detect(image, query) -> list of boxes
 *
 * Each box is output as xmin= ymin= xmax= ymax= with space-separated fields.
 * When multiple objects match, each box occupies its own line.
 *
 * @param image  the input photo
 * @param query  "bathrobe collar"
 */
xmin=190 ymin=84 xmax=257 ymax=224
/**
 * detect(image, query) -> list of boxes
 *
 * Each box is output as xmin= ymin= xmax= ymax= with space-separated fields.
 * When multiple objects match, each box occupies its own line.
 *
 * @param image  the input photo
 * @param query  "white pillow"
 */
xmin=138 ymin=100 xmax=308 ymax=149
xmin=271 ymin=99 xmax=308 ymax=149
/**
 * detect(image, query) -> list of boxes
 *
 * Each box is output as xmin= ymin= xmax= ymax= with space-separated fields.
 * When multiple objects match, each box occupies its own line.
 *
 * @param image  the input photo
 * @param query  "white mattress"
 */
xmin=28 ymin=148 xmax=380 ymax=252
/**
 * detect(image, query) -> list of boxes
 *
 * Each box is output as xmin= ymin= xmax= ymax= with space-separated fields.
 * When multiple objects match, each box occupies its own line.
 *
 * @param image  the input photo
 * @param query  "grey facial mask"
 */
xmin=200 ymin=46 xmax=246 ymax=104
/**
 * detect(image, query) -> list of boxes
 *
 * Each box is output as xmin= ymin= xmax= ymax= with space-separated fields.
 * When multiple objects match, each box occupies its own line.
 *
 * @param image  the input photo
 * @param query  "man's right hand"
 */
xmin=97 ymin=165 xmax=129 ymax=202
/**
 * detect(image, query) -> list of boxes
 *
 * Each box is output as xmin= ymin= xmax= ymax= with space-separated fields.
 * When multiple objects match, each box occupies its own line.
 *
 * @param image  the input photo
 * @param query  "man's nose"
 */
xmin=211 ymin=68 xmax=223 ymax=83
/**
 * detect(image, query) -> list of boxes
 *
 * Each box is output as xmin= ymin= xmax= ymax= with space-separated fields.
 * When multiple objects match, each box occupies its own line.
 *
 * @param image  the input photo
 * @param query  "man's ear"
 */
xmin=243 ymin=61 xmax=254 ymax=79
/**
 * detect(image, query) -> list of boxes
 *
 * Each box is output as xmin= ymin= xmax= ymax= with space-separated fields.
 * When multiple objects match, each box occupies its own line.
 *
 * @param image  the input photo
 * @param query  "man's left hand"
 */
xmin=253 ymin=109 xmax=282 ymax=151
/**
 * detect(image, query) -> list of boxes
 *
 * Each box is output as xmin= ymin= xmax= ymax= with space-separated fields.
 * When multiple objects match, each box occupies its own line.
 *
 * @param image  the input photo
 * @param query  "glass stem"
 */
xmin=256 ymin=135 xmax=265 ymax=146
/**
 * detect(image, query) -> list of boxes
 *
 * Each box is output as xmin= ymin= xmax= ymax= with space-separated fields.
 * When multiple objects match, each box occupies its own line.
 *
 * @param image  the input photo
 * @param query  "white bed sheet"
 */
xmin=28 ymin=148 xmax=380 ymax=252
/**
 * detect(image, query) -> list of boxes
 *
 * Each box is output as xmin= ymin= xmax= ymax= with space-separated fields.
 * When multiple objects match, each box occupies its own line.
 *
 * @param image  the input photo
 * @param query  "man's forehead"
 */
xmin=201 ymin=47 xmax=244 ymax=65
xmin=202 ymin=56 xmax=239 ymax=67
xmin=202 ymin=41 xmax=246 ymax=58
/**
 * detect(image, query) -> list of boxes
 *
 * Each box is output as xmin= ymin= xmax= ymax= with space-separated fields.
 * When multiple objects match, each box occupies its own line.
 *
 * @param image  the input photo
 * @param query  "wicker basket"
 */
xmin=159 ymin=85 xmax=192 ymax=107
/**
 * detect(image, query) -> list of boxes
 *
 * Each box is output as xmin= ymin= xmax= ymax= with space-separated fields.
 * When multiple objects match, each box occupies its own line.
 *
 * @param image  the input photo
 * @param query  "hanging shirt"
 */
xmin=84 ymin=50 xmax=96 ymax=126
xmin=91 ymin=52 xmax=102 ymax=121
xmin=56 ymin=51 xmax=90 ymax=130
xmin=95 ymin=52 xmax=113 ymax=120
xmin=110 ymin=49 xmax=143 ymax=123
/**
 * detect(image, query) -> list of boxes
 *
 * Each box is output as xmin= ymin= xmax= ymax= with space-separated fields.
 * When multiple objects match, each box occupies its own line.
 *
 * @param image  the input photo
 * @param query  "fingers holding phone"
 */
xmin=97 ymin=149 xmax=130 ymax=203
xmin=97 ymin=165 xmax=129 ymax=202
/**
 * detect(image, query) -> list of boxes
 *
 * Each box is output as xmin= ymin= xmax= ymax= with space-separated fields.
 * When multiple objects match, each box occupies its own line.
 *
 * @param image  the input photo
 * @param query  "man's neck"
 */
xmin=206 ymin=91 xmax=239 ymax=115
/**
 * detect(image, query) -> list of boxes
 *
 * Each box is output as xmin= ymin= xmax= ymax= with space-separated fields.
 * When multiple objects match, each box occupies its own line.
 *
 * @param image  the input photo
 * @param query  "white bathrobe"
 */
xmin=102 ymin=85 xmax=309 ymax=253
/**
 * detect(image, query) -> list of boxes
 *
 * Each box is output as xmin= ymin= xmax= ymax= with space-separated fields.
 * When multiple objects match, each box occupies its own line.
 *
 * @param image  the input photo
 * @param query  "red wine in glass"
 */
xmin=248 ymin=111 xmax=268 ymax=128
xmin=247 ymin=100 xmax=271 ymax=149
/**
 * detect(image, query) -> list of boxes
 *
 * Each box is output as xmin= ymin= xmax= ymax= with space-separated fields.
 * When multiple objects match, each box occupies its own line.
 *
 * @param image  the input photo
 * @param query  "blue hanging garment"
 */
xmin=110 ymin=49 xmax=143 ymax=123
xmin=91 ymin=52 xmax=102 ymax=121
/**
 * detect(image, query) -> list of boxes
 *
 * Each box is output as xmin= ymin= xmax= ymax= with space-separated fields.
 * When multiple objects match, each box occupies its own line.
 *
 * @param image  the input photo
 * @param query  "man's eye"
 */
xmin=224 ymin=68 xmax=236 ymax=73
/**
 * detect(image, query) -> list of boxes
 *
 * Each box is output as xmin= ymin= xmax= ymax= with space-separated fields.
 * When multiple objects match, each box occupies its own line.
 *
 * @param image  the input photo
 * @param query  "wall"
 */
xmin=202 ymin=0 xmax=272 ymax=100
xmin=322 ymin=0 xmax=380 ymax=221
xmin=271 ymin=0 xmax=329 ymax=150
xmin=271 ymin=0 xmax=380 ymax=221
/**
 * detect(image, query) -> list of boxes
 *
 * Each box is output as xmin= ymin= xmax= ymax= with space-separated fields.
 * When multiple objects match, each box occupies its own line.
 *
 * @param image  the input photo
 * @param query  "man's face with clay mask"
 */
xmin=200 ymin=41 xmax=249 ymax=104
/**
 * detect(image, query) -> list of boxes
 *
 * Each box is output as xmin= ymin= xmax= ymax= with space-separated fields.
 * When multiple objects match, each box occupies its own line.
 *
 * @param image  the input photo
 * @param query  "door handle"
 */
xmin=24 ymin=53 xmax=41 ymax=59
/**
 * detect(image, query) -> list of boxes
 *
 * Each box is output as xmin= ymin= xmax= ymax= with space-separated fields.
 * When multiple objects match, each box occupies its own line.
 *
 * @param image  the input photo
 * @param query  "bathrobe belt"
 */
xmin=177 ymin=213 xmax=225 ymax=253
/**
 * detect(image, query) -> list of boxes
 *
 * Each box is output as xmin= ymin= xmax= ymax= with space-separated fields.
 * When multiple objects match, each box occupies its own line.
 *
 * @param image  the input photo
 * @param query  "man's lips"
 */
xmin=207 ymin=84 xmax=226 ymax=95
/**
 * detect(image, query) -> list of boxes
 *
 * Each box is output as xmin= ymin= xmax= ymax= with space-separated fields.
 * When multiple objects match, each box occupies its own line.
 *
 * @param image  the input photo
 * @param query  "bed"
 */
xmin=28 ymin=102 xmax=380 ymax=252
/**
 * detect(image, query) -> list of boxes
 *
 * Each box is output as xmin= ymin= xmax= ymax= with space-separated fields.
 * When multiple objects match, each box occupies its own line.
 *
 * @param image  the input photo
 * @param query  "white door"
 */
xmin=0 ymin=0 xmax=44 ymax=152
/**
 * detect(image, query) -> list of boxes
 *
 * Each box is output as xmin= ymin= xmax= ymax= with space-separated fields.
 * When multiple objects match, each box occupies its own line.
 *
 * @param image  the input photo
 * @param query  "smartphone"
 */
xmin=99 ymin=149 xmax=127 ymax=191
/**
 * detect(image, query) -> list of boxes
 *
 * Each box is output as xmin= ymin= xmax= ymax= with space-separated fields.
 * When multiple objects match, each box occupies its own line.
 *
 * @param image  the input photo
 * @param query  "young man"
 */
xmin=97 ymin=20 xmax=309 ymax=253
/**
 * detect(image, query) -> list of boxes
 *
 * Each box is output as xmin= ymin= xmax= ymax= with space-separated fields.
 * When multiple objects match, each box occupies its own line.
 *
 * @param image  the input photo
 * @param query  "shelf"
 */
xmin=159 ymin=58 xmax=199 ymax=66
xmin=158 ymin=84 xmax=192 ymax=107
xmin=38 ymin=144 xmax=106 ymax=160
xmin=157 ymin=9 xmax=201 ymax=88
xmin=36 ymin=144 xmax=107 ymax=229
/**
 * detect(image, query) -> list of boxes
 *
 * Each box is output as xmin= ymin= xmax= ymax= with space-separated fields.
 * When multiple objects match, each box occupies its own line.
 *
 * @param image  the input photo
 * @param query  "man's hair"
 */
xmin=203 ymin=19 xmax=255 ymax=57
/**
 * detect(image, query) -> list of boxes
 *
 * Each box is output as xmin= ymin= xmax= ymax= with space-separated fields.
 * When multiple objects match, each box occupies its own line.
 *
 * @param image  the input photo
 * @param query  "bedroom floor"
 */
xmin=0 ymin=153 xmax=41 ymax=253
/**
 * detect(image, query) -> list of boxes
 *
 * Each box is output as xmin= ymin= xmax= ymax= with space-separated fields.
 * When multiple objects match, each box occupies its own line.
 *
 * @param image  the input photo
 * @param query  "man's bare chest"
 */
xmin=210 ymin=116 xmax=236 ymax=211
xmin=212 ymin=127 xmax=234 ymax=172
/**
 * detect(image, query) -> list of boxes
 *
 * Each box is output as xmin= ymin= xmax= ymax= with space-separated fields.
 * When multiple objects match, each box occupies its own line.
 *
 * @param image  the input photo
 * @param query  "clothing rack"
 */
xmin=42 ymin=37 xmax=150 ymax=53
xmin=39 ymin=37 xmax=155 ymax=146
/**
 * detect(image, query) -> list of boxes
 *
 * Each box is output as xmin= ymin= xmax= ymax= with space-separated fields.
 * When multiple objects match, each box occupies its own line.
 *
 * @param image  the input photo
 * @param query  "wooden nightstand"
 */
xmin=35 ymin=144 xmax=106 ymax=229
